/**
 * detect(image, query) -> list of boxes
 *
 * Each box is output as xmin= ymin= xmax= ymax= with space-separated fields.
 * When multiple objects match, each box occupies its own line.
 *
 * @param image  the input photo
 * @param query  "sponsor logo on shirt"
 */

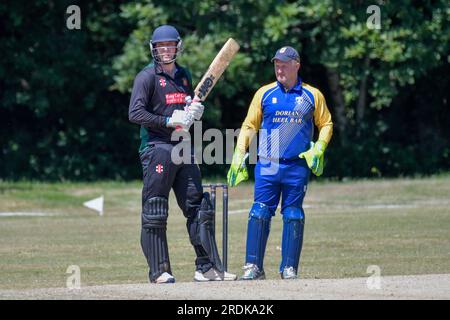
xmin=159 ymin=78 xmax=167 ymax=87
xmin=165 ymin=92 xmax=187 ymax=104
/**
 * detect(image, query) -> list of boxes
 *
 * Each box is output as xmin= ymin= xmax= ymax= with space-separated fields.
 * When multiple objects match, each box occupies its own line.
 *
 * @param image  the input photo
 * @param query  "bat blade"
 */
xmin=194 ymin=38 xmax=240 ymax=101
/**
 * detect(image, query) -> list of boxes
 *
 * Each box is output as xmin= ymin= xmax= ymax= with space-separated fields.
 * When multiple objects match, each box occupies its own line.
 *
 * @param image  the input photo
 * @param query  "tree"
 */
xmin=1 ymin=0 xmax=448 ymax=180
xmin=0 ymin=0 xmax=136 ymax=180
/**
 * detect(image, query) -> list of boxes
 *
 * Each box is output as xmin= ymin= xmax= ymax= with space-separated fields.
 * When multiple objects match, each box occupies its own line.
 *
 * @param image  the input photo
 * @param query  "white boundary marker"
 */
xmin=83 ymin=195 xmax=104 ymax=216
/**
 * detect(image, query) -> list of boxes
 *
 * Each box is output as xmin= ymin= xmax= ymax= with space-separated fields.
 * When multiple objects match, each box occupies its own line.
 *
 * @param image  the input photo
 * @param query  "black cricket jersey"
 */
xmin=128 ymin=62 xmax=194 ymax=151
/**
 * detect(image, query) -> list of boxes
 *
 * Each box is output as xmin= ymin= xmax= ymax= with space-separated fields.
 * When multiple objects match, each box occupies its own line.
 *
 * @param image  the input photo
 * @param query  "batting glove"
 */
xmin=299 ymin=140 xmax=327 ymax=176
xmin=184 ymin=96 xmax=204 ymax=121
xmin=166 ymin=109 xmax=194 ymax=131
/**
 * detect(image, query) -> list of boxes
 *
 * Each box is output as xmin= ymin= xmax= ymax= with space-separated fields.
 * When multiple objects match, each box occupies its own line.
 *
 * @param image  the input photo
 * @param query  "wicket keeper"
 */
xmin=227 ymin=46 xmax=333 ymax=279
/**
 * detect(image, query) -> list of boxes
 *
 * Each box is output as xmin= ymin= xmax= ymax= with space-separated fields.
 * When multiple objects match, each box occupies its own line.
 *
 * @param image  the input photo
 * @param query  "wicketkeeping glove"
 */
xmin=227 ymin=149 xmax=249 ymax=187
xmin=299 ymin=140 xmax=327 ymax=176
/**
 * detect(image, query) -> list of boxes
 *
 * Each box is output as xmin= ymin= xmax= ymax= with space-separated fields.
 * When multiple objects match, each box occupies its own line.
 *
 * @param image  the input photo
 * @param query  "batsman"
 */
xmin=227 ymin=46 xmax=333 ymax=280
xmin=129 ymin=25 xmax=236 ymax=283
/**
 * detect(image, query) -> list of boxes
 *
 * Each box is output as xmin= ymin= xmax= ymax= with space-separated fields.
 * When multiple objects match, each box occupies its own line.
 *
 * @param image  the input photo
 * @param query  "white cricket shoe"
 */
xmin=194 ymin=268 xmax=222 ymax=281
xmin=222 ymin=270 xmax=238 ymax=281
xmin=155 ymin=272 xmax=175 ymax=284
xmin=194 ymin=268 xmax=237 ymax=281
xmin=240 ymin=263 xmax=266 ymax=280
xmin=281 ymin=266 xmax=298 ymax=280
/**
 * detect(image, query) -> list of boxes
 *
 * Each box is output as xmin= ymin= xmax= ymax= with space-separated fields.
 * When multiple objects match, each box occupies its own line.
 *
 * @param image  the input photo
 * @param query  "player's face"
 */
xmin=274 ymin=59 xmax=300 ymax=87
xmin=155 ymin=41 xmax=178 ymax=63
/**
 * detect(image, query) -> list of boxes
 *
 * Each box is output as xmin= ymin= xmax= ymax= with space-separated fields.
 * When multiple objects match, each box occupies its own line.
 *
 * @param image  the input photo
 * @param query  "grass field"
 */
xmin=0 ymin=176 xmax=449 ymax=290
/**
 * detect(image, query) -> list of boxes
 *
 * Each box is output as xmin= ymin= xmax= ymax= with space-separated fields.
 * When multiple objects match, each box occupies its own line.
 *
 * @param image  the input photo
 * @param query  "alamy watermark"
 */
xmin=66 ymin=265 xmax=81 ymax=289
xmin=366 ymin=265 xmax=382 ymax=290
xmin=169 ymin=122 xmax=286 ymax=176
xmin=170 ymin=123 xmax=258 ymax=166
xmin=66 ymin=5 xmax=81 ymax=30
xmin=366 ymin=5 xmax=381 ymax=30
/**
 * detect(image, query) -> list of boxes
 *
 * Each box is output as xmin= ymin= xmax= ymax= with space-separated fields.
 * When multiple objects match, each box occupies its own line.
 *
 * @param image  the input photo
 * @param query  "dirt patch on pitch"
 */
xmin=1 ymin=274 xmax=449 ymax=300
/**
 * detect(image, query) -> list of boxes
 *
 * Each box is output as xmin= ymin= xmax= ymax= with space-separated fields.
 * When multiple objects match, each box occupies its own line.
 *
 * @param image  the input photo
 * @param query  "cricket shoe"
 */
xmin=281 ymin=266 xmax=297 ymax=280
xmin=222 ymin=270 xmax=238 ymax=281
xmin=194 ymin=268 xmax=237 ymax=281
xmin=155 ymin=272 xmax=176 ymax=284
xmin=240 ymin=263 xmax=265 ymax=280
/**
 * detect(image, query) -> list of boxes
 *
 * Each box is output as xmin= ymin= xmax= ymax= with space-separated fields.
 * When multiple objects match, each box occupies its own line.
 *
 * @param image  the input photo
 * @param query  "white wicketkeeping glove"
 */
xmin=184 ymin=96 xmax=204 ymax=120
xmin=166 ymin=109 xmax=194 ymax=131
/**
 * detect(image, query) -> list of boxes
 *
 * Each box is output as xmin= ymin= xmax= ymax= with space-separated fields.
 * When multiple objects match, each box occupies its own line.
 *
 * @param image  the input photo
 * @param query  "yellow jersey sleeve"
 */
xmin=236 ymin=85 xmax=270 ymax=153
xmin=311 ymin=87 xmax=333 ymax=144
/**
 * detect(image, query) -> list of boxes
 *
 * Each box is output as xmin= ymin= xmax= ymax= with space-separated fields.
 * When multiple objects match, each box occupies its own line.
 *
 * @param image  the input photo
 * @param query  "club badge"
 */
xmin=295 ymin=96 xmax=304 ymax=107
xmin=155 ymin=164 xmax=164 ymax=174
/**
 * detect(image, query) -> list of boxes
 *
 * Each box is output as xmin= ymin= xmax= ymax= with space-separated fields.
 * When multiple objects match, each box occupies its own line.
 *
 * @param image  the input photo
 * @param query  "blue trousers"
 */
xmin=254 ymin=158 xmax=310 ymax=214
xmin=245 ymin=158 xmax=309 ymax=273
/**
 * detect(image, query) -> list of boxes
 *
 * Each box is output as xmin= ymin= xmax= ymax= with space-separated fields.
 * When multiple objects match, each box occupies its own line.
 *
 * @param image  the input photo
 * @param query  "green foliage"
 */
xmin=0 ymin=0 xmax=449 ymax=180
xmin=0 ymin=1 xmax=138 ymax=180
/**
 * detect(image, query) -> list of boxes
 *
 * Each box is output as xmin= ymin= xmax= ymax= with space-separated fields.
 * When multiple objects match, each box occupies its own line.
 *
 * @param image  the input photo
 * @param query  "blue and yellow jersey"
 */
xmin=237 ymin=77 xmax=333 ymax=159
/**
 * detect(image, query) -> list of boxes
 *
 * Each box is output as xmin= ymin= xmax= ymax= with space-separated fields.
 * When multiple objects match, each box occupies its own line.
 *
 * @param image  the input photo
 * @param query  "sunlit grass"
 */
xmin=0 ymin=176 xmax=449 ymax=289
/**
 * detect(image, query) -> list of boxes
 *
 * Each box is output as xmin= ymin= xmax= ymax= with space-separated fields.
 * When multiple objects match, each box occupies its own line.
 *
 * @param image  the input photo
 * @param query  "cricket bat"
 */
xmin=193 ymin=38 xmax=240 ymax=101
xmin=173 ymin=38 xmax=239 ymax=131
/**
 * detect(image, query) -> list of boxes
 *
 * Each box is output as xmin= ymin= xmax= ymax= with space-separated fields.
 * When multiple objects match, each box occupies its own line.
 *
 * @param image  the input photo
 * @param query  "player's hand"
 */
xmin=184 ymin=96 xmax=204 ymax=120
xmin=227 ymin=149 xmax=249 ymax=187
xmin=299 ymin=141 xmax=327 ymax=176
xmin=166 ymin=109 xmax=194 ymax=131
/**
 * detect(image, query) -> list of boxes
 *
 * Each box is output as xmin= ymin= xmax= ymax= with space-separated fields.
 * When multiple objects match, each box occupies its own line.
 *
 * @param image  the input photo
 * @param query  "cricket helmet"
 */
xmin=149 ymin=25 xmax=183 ymax=64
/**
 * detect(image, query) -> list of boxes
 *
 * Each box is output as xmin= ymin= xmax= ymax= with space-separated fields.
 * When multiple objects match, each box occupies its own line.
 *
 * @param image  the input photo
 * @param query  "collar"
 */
xmin=155 ymin=62 xmax=181 ymax=79
xmin=277 ymin=76 xmax=302 ymax=93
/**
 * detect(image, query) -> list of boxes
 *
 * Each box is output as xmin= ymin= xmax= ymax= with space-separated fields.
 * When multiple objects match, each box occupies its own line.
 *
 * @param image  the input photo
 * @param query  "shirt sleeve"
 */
xmin=236 ymin=87 xmax=265 ymax=153
xmin=128 ymin=70 xmax=167 ymax=128
xmin=313 ymin=89 xmax=333 ymax=144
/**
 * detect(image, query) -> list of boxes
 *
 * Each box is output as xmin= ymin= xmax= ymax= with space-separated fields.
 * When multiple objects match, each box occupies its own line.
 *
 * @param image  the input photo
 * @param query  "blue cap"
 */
xmin=271 ymin=46 xmax=300 ymax=62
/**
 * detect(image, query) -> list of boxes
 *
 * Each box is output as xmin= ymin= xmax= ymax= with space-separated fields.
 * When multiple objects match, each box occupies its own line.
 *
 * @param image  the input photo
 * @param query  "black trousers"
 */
xmin=139 ymin=142 xmax=203 ymax=217
xmin=139 ymin=142 xmax=212 ymax=273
